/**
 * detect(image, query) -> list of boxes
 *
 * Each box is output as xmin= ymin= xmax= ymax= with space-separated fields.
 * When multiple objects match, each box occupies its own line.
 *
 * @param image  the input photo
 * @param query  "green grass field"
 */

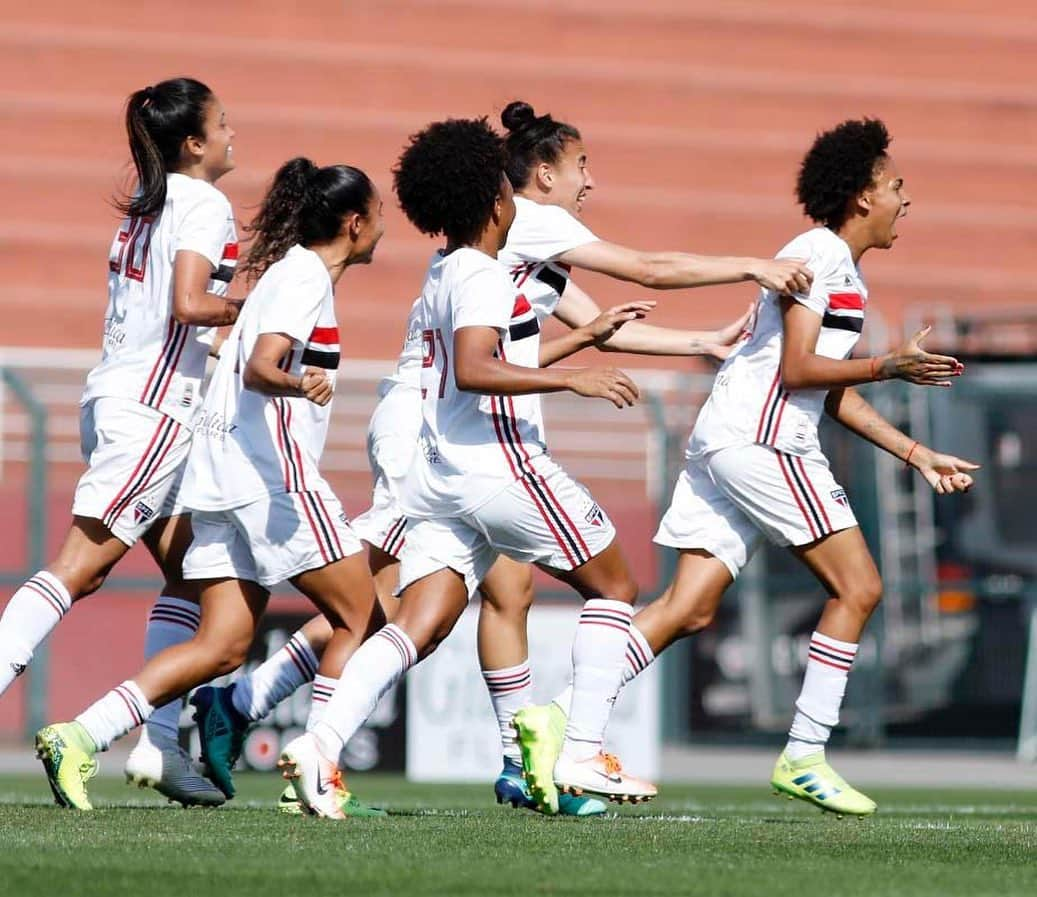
xmin=1 ymin=772 xmax=1035 ymax=897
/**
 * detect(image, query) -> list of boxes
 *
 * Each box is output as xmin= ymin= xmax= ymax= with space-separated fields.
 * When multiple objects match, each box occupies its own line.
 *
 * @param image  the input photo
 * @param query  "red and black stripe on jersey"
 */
xmin=211 ymin=242 xmax=239 ymax=284
xmin=301 ymin=325 xmax=340 ymax=370
xmin=822 ymin=292 xmax=864 ymax=333
xmin=508 ymin=293 xmax=539 ymax=342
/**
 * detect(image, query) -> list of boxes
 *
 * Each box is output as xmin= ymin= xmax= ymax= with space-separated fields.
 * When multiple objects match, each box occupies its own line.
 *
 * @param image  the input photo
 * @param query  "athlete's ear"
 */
xmin=182 ymin=133 xmax=205 ymax=164
xmin=491 ymin=194 xmax=503 ymax=225
xmin=536 ymin=161 xmax=553 ymax=191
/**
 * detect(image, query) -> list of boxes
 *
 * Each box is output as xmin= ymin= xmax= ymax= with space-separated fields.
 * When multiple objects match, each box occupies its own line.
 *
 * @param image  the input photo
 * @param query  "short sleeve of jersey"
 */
xmin=451 ymin=253 xmax=515 ymax=333
xmin=507 ymin=199 xmax=598 ymax=263
xmin=253 ymin=266 xmax=327 ymax=347
xmin=776 ymin=232 xmax=834 ymax=317
xmin=173 ymin=188 xmax=234 ymax=269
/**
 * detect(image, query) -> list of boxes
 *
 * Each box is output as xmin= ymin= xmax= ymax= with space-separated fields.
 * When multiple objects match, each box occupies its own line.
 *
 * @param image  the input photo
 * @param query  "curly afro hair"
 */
xmin=796 ymin=119 xmax=891 ymax=229
xmin=394 ymin=117 xmax=507 ymax=245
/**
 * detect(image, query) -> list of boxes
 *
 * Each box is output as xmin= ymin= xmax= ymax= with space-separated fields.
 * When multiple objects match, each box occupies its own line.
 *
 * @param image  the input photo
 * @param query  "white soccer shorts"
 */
xmin=183 ymin=484 xmax=363 ymax=588
xmin=350 ymin=386 xmax=419 ymax=558
xmin=654 ymin=442 xmax=858 ymax=577
xmin=72 ymin=398 xmax=193 ymax=546
xmin=398 ymin=456 xmax=617 ymax=598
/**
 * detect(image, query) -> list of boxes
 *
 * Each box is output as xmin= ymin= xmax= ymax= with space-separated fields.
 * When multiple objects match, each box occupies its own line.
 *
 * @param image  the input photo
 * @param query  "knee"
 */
xmin=196 ymin=632 xmax=252 ymax=677
xmin=604 ymin=577 xmax=638 ymax=607
xmin=836 ymin=575 xmax=883 ymax=616
xmin=480 ymin=576 xmax=535 ymax=616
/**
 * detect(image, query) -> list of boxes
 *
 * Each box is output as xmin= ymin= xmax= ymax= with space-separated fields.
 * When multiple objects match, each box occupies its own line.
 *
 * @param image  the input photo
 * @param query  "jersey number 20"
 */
xmin=109 ymin=217 xmax=154 ymax=282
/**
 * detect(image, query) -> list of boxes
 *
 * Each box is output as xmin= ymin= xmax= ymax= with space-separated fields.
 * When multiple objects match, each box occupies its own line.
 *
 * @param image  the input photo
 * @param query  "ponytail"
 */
xmin=500 ymin=100 xmax=581 ymax=190
xmin=115 ymin=77 xmax=214 ymax=219
xmin=241 ymin=157 xmax=375 ymax=282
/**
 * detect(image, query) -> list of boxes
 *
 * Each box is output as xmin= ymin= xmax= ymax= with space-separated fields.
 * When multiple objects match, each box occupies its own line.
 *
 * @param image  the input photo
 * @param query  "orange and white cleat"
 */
xmin=277 ymin=733 xmax=346 ymax=819
xmin=553 ymin=751 xmax=657 ymax=805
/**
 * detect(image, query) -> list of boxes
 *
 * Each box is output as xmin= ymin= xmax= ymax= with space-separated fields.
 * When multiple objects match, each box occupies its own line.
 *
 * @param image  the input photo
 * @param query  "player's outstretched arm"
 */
xmin=555 ymin=282 xmax=753 ymax=359
xmin=172 ymin=250 xmax=243 ymax=327
xmin=781 ymin=301 xmax=963 ymax=391
xmin=824 ymin=386 xmax=979 ymax=493
xmin=559 ymin=240 xmax=812 ymax=294
xmin=243 ymin=332 xmax=332 ymax=405
xmin=539 ymin=300 xmax=655 ymax=367
xmin=455 ymin=325 xmax=638 ymax=408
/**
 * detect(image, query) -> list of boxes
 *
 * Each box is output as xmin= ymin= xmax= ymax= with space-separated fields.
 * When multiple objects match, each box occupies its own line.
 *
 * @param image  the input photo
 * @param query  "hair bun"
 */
xmin=501 ymin=101 xmax=536 ymax=131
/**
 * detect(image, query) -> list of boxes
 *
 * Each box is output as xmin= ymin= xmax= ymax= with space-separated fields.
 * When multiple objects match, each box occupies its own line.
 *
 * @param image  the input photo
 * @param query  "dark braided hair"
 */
xmin=796 ymin=119 xmax=891 ymax=229
xmin=394 ymin=118 xmax=508 ymax=245
xmin=241 ymin=157 xmax=375 ymax=283
xmin=500 ymin=100 xmax=581 ymax=190
xmin=116 ymin=77 xmax=214 ymax=219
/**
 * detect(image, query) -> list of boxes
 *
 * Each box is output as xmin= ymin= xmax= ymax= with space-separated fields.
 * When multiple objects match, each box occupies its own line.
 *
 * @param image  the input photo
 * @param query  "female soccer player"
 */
xmin=34 ymin=158 xmax=385 ymax=811
xmin=195 ymin=99 xmax=810 ymax=814
xmin=275 ymin=117 xmax=657 ymax=818
xmin=518 ymin=118 xmax=980 ymax=818
xmin=0 ymin=77 xmax=240 ymax=806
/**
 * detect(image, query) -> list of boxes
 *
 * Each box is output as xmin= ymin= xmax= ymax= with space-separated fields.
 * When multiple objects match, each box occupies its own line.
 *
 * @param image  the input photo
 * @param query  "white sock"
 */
xmin=311 ymin=624 xmax=416 ymax=762
xmin=232 ymin=630 xmax=318 ymax=722
xmin=305 ymin=674 xmax=338 ymax=732
xmin=561 ymin=599 xmax=632 ymax=762
xmin=482 ymin=661 xmax=532 ymax=763
xmin=551 ymin=622 xmax=653 ymax=715
xmin=785 ymin=631 xmax=858 ymax=761
xmin=76 ymin=679 xmax=155 ymax=751
xmin=0 ymin=571 xmax=72 ymax=696
xmin=138 ymin=597 xmax=199 ymax=742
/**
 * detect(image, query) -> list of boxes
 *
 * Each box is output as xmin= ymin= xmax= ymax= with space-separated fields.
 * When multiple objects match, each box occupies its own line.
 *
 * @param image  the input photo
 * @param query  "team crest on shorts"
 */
xmin=585 ymin=503 xmax=605 ymax=527
xmin=134 ymin=501 xmax=156 ymax=524
xmin=830 ymin=489 xmax=848 ymax=507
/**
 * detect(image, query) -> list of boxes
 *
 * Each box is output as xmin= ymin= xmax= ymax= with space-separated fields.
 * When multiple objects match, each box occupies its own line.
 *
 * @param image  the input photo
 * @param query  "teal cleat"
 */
xmin=495 ymin=757 xmax=606 ymax=817
xmin=190 ymin=684 xmax=250 ymax=799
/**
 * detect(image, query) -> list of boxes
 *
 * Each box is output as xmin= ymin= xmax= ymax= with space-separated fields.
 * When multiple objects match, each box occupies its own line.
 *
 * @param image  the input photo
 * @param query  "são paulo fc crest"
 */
xmin=585 ymin=503 xmax=605 ymax=527
xmin=830 ymin=489 xmax=848 ymax=507
xmin=134 ymin=501 xmax=156 ymax=524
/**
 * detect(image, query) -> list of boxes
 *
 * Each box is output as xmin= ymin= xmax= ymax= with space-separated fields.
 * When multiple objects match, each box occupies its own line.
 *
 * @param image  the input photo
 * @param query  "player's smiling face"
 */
xmin=866 ymin=155 xmax=910 ymax=249
xmin=545 ymin=139 xmax=595 ymax=217
xmin=196 ymin=97 xmax=236 ymax=182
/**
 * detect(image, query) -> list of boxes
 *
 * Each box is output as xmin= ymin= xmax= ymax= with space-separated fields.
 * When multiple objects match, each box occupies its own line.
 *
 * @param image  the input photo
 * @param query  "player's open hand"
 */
xmin=299 ymin=367 xmax=333 ymax=406
xmin=880 ymin=326 xmax=964 ymax=387
xmin=910 ymin=447 xmax=980 ymax=494
xmin=583 ymin=301 xmax=656 ymax=346
xmin=566 ymin=367 xmax=639 ymax=408
xmin=706 ymin=301 xmax=755 ymax=360
xmin=752 ymin=257 xmax=812 ymax=294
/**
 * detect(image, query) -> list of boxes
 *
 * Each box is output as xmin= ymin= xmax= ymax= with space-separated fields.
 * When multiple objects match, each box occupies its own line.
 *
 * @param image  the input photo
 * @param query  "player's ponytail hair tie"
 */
xmin=117 ymin=77 xmax=214 ymax=220
xmin=242 ymin=156 xmax=374 ymax=283
xmin=500 ymin=99 xmax=581 ymax=191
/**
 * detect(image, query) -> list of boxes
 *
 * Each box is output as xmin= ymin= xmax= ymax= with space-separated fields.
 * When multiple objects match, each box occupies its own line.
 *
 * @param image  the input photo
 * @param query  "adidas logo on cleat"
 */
xmin=10 ymin=662 xmax=27 ymax=677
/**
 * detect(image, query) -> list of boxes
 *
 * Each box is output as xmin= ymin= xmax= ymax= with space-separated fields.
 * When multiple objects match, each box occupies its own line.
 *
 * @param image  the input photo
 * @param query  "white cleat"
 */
xmin=553 ymin=751 xmax=657 ymax=804
xmin=124 ymin=732 xmax=225 ymax=807
xmin=277 ymin=734 xmax=346 ymax=820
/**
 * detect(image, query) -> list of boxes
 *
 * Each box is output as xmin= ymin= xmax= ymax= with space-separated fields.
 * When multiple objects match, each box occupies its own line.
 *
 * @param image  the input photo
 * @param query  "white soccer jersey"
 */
xmin=498 ymin=196 xmax=598 ymax=323
xmin=690 ymin=226 xmax=867 ymax=458
xmin=82 ymin=173 xmax=238 ymax=426
xmin=180 ymin=245 xmax=339 ymax=511
xmin=400 ymin=248 xmax=547 ymax=518
xmin=376 ymin=297 xmax=424 ymax=396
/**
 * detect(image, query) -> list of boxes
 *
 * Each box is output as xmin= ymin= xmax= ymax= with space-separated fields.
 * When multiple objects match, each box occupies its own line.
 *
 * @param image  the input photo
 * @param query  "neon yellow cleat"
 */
xmin=35 ymin=722 xmax=98 ymax=811
xmin=512 ymin=703 xmax=566 ymax=816
xmin=770 ymin=751 xmax=877 ymax=817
